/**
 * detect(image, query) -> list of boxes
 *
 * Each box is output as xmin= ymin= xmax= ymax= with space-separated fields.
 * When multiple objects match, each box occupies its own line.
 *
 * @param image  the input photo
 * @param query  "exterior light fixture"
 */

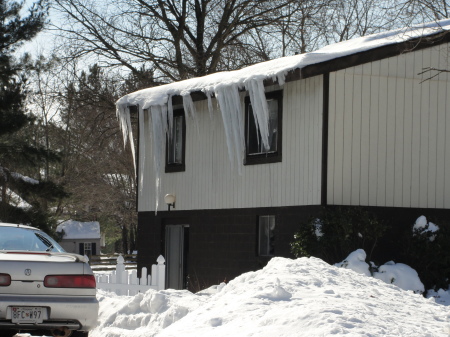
xmin=164 ymin=194 xmax=176 ymax=211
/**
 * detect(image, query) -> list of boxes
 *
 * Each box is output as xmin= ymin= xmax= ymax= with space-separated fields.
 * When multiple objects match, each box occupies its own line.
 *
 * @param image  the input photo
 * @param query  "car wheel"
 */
xmin=71 ymin=331 xmax=89 ymax=337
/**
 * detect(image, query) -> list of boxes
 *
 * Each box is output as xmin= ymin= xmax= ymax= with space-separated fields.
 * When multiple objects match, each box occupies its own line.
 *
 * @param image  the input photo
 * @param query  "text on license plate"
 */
xmin=11 ymin=306 xmax=47 ymax=323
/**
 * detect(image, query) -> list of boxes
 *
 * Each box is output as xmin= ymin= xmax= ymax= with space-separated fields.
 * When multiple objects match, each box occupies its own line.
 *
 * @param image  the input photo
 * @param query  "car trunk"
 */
xmin=0 ymin=252 xmax=95 ymax=296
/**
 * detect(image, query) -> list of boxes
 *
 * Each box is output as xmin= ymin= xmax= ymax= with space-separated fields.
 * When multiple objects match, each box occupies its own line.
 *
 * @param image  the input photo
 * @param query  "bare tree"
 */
xmin=51 ymin=0 xmax=299 ymax=81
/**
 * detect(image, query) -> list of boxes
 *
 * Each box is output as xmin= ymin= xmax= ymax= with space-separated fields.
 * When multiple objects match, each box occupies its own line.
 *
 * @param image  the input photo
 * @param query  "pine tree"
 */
xmin=0 ymin=0 xmax=66 ymax=232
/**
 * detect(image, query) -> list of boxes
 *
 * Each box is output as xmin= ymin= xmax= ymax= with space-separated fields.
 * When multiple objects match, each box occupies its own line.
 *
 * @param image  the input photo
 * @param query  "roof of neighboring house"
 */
xmin=56 ymin=220 xmax=101 ymax=240
xmin=117 ymin=19 xmax=450 ymax=110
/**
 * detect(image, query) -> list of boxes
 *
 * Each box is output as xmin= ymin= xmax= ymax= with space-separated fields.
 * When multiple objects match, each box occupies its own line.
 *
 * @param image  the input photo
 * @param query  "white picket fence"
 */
xmin=95 ymin=255 xmax=166 ymax=295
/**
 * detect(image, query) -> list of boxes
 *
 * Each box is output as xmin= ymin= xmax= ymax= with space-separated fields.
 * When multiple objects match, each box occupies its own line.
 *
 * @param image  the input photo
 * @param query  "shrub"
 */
xmin=399 ymin=216 xmax=450 ymax=290
xmin=290 ymin=206 xmax=387 ymax=264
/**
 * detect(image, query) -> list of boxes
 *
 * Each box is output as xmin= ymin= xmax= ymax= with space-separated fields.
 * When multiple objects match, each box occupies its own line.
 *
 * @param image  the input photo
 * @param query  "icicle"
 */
xmin=245 ymin=78 xmax=270 ymax=151
xmin=182 ymin=94 xmax=196 ymax=120
xmin=276 ymin=72 xmax=286 ymax=86
xmin=125 ymin=109 xmax=137 ymax=169
xmin=215 ymin=84 xmax=245 ymax=172
xmin=149 ymin=105 xmax=166 ymax=213
xmin=116 ymin=104 xmax=137 ymax=172
xmin=168 ymin=94 xmax=174 ymax=137
xmin=182 ymin=93 xmax=199 ymax=134
xmin=138 ymin=108 xmax=146 ymax=194
xmin=161 ymin=104 xmax=168 ymax=135
xmin=116 ymin=105 xmax=129 ymax=147
xmin=203 ymin=88 xmax=215 ymax=121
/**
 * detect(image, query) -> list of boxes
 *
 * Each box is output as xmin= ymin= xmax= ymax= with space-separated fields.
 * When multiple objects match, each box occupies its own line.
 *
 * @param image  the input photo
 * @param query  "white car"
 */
xmin=0 ymin=223 xmax=98 ymax=337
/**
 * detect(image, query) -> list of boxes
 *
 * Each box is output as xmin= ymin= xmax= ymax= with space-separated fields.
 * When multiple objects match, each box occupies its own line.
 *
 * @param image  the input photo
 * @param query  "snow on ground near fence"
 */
xmin=90 ymin=251 xmax=450 ymax=337
xmin=95 ymin=255 xmax=166 ymax=295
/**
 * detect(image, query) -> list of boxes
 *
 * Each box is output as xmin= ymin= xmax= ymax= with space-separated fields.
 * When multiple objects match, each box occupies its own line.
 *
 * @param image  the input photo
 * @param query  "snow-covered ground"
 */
xmin=87 ymin=251 xmax=449 ymax=337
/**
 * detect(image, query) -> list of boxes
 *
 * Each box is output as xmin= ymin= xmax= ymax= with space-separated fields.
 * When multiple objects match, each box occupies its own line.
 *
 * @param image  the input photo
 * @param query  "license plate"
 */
xmin=11 ymin=306 xmax=47 ymax=324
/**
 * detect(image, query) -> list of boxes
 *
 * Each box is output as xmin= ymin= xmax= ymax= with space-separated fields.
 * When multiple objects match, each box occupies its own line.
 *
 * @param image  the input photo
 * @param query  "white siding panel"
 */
xmin=394 ymin=76 xmax=405 ymax=207
xmin=359 ymin=64 xmax=372 ymax=205
xmin=334 ymin=73 xmax=345 ymax=204
xmin=446 ymin=81 xmax=450 ymax=208
xmin=328 ymin=43 xmax=450 ymax=209
xmin=377 ymin=71 xmax=388 ymax=206
xmin=402 ymin=54 xmax=415 ymax=207
xmin=139 ymin=76 xmax=323 ymax=212
xmin=436 ymin=77 xmax=447 ymax=208
xmin=342 ymin=72 xmax=353 ymax=205
xmin=327 ymin=73 xmax=337 ymax=204
xmin=351 ymin=71 xmax=362 ymax=205
xmin=368 ymin=61 xmax=379 ymax=206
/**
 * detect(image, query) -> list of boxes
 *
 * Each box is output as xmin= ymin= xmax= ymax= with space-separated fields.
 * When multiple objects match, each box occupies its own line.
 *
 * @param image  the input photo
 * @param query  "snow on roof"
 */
xmin=56 ymin=220 xmax=101 ymax=240
xmin=117 ymin=19 xmax=450 ymax=110
xmin=116 ymin=19 xmax=450 ymax=212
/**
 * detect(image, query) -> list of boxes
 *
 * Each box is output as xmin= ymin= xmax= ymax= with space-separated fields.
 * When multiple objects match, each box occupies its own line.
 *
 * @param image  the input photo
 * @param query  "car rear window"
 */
xmin=0 ymin=227 xmax=65 ymax=252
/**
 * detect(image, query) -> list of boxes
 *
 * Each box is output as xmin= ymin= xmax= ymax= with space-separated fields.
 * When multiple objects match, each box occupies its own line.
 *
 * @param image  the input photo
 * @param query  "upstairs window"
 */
xmin=245 ymin=90 xmax=283 ymax=165
xmin=166 ymin=109 xmax=186 ymax=172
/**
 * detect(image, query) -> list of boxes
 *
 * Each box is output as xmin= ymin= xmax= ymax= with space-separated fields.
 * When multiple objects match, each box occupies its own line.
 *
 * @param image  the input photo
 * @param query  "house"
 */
xmin=56 ymin=220 xmax=103 ymax=257
xmin=116 ymin=20 xmax=450 ymax=290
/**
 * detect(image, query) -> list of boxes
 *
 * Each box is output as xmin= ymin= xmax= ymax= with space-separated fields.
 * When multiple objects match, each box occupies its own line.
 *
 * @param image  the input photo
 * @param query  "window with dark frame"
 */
xmin=245 ymin=90 xmax=283 ymax=165
xmin=258 ymin=215 xmax=275 ymax=256
xmin=165 ymin=109 xmax=186 ymax=173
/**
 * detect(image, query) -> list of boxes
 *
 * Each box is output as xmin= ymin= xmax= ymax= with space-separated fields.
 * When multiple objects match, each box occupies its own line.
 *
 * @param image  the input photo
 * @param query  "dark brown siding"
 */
xmin=138 ymin=206 xmax=321 ymax=291
xmin=138 ymin=205 xmax=450 ymax=292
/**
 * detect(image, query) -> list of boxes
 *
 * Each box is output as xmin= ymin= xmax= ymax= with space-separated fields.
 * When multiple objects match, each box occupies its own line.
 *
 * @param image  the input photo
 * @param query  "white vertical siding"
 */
xmin=139 ymin=76 xmax=323 ymax=212
xmin=328 ymin=43 xmax=450 ymax=209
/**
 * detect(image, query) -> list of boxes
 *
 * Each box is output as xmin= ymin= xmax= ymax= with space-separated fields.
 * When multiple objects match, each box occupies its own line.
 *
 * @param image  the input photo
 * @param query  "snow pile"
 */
xmin=91 ymin=255 xmax=450 ymax=337
xmin=116 ymin=19 xmax=450 ymax=211
xmin=374 ymin=262 xmax=425 ymax=293
xmin=335 ymin=249 xmax=425 ymax=293
xmin=334 ymin=249 xmax=371 ymax=276
xmin=56 ymin=220 xmax=101 ymax=239
xmin=413 ymin=215 xmax=439 ymax=241
xmin=428 ymin=288 xmax=450 ymax=305
xmin=91 ymin=289 xmax=206 ymax=337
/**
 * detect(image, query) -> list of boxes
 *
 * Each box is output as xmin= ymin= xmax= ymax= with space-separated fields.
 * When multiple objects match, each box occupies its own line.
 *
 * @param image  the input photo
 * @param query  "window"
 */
xmin=82 ymin=242 xmax=92 ymax=257
xmin=258 ymin=215 xmax=275 ymax=256
xmin=79 ymin=242 xmax=96 ymax=256
xmin=166 ymin=109 xmax=186 ymax=172
xmin=245 ymin=90 xmax=282 ymax=165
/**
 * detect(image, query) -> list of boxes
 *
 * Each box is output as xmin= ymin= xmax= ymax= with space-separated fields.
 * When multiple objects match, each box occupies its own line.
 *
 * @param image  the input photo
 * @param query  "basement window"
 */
xmin=258 ymin=215 xmax=276 ymax=256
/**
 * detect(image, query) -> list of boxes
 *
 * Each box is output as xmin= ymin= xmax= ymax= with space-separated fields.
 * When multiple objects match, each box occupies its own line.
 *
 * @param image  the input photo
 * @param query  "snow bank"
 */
xmin=92 ymin=255 xmax=450 ymax=337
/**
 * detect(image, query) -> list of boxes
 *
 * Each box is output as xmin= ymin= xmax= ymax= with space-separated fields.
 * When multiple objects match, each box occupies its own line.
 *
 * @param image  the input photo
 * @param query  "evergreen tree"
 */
xmin=0 ymin=0 xmax=65 ymax=232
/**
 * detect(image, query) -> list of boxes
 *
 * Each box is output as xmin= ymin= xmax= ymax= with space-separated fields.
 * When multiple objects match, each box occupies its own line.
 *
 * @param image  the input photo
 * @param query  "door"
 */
xmin=165 ymin=225 xmax=189 ymax=289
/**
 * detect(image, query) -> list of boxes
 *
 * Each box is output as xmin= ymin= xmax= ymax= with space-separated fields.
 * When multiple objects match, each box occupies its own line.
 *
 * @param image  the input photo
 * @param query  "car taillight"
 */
xmin=44 ymin=275 xmax=96 ymax=288
xmin=0 ymin=274 xmax=11 ymax=286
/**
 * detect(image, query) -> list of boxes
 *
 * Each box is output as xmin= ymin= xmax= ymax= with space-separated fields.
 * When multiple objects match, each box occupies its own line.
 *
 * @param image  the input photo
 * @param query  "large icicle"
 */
xmin=182 ymin=93 xmax=196 ymax=119
xmin=138 ymin=108 xmax=146 ymax=194
xmin=182 ymin=93 xmax=200 ymax=134
xmin=244 ymin=78 xmax=270 ymax=151
xmin=167 ymin=94 xmax=174 ymax=137
xmin=203 ymin=88 xmax=215 ymax=120
xmin=116 ymin=105 xmax=137 ymax=170
xmin=215 ymin=84 xmax=245 ymax=171
xmin=149 ymin=105 xmax=167 ymax=212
